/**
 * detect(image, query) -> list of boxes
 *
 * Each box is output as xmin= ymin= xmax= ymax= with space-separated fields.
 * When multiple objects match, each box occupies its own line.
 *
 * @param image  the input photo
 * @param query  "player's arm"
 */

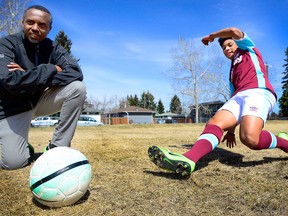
xmin=201 ymin=27 xmax=244 ymax=46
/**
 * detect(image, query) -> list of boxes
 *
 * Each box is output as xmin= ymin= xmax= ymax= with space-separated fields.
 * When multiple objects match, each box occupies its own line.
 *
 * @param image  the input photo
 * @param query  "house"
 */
xmin=190 ymin=100 xmax=225 ymax=123
xmin=106 ymin=106 xmax=155 ymax=124
xmin=81 ymin=103 xmax=101 ymax=122
xmin=81 ymin=103 xmax=100 ymax=115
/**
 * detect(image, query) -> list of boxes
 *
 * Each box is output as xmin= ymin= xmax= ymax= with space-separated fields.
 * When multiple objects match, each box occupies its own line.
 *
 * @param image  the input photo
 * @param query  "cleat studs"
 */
xmin=181 ymin=172 xmax=188 ymax=177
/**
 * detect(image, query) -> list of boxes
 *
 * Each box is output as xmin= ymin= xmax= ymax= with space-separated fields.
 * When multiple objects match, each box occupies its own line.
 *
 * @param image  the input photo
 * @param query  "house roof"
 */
xmin=190 ymin=100 xmax=225 ymax=108
xmin=82 ymin=103 xmax=100 ymax=113
xmin=108 ymin=106 xmax=155 ymax=114
xmin=199 ymin=100 xmax=225 ymax=105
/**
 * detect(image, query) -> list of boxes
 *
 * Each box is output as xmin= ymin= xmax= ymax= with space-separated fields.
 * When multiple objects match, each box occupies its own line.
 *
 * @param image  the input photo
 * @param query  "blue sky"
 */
xmin=29 ymin=0 xmax=288 ymax=113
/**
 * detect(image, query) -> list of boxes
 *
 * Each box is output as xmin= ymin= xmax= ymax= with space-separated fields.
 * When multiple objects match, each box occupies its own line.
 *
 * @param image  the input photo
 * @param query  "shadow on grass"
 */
xmin=31 ymin=189 xmax=91 ymax=209
xmin=180 ymin=143 xmax=288 ymax=169
xmin=143 ymin=170 xmax=191 ymax=180
xmin=145 ymin=144 xmax=288 ymax=179
xmin=31 ymin=152 xmax=43 ymax=162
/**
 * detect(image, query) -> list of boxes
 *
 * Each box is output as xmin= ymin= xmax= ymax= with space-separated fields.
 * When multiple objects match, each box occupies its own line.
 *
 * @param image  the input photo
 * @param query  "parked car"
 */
xmin=77 ymin=115 xmax=104 ymax=126
xmin=155 ymin=118 xmax=176 ymax=124
xmin=31 ymin=116 xmax=59 ymax=127
xmin=156 ymin=118 xmax=166 ymax=124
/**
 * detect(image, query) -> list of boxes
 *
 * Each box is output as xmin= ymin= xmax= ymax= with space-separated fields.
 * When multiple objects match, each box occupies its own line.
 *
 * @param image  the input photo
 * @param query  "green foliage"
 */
xmin=127 ymin=92 xmax=157 ymax=110
xmin=127 ymin=91 xmax=157 ymax=110
xmin=127 ymin=94 xmax=139 ymax=106
xmin=55 ymin=30 xmax=72 ymax=54
xmin=55 ymin=30 xmax=79 ymax=61
xmin=139 ymin=91 xmax=156 ymax=110
xmin=279 ymin=47 xmax=288 ymax=117
xmin=156 ymin=99 xmax=165 ymax=114
xmin=170 ymin=95 xmax=182 ymax=114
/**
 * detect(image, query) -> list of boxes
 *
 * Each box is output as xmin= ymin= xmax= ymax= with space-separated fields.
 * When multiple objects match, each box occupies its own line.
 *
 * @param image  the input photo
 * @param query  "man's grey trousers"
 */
xmin=0 ymin=81 xmax=86 ymax=169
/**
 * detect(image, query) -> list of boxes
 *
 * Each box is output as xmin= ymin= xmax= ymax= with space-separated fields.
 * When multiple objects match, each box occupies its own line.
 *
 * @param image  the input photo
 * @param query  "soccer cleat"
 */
xmin=277 ymin=132 xmax=288 ymax=141
xmin=148 ymin=145 xmax=195 ymax=176
xmin=43 ymin=142 xmax=57 ymax=153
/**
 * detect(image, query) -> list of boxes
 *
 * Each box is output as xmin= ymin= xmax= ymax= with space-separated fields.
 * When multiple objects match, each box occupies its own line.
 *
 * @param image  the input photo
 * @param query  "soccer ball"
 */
xmin=29 ymin=147 xmax=92 ymax=208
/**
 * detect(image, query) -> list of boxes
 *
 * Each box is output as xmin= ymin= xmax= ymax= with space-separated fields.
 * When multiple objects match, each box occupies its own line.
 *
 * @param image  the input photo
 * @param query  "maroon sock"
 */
xmin=257 ymin=130 xmax=288 ymax=152
xmin=183 ymin=124 xmax=223 ymax=163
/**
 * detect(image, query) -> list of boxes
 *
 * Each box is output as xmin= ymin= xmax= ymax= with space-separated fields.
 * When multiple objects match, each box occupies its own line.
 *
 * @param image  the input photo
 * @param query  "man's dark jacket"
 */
xmin=0 ymin=31 xmax=83 ymax=120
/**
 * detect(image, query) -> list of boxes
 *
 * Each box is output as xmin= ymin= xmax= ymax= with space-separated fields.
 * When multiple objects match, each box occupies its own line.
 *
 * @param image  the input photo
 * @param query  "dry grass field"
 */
xmin=1 ymin=121 xmax=288 ymax=216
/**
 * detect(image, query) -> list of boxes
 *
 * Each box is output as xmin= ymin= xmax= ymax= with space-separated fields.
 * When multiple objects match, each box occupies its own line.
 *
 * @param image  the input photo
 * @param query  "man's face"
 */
xmin=22 ymin=8 xmax=52 ymax=43
xmin=221 ymin=39 xmax=238 ymax=60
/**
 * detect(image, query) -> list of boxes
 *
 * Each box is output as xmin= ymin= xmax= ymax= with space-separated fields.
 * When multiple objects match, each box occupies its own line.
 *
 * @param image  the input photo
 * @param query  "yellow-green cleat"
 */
xmin=277 ymin=132 xmax=288 ymax=141
xmin=148 ymin=146 xmax=195 ymax=176
xmin=43 ymin=142 xmax=57 ymax=153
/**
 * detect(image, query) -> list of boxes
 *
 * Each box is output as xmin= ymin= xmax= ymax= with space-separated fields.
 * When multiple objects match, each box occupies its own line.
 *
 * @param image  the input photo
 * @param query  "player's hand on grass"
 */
xmin=222 ymin=131 xmax=236 ymax=148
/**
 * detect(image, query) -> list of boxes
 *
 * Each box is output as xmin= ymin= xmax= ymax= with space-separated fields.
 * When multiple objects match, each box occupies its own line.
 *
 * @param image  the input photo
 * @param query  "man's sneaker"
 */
xmin=148 ymin=145 xmax=195 ymax=176
xmin=277 ymin=132 xmax=288 ymax=141
xmin=43 ymin=142 xmax=57 ymax=153
xmin=28 ymin=143 xmax=35 ymax=157
xmin=28 ymin=143 xmax=35 ymax=162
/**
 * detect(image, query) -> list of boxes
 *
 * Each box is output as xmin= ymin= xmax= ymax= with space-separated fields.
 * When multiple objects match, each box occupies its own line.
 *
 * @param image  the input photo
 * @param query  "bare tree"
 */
xmin=0 ymin=0 xmax=30 ymax=37
xmin=167 ymin=37 xmax=230 ymax=123
xmin=118 ymin=97 xmax=129 ymax=109
xmin=205 ymin=55 xmax=231 ymax=101
xmin=87 ymin=95 xmax=119 ymax=114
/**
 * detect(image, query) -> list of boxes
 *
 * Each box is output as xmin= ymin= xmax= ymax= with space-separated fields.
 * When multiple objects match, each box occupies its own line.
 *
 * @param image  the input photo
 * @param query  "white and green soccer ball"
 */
xmin=29 ymin=147 xmax=92 ymax=208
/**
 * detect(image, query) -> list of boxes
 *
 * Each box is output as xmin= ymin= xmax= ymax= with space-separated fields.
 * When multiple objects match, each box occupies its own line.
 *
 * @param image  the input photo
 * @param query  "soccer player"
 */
xmin=148 ymin=27 xmax=288 ymax=176
xmin=0 ymin=5 xmax=86 ymax=170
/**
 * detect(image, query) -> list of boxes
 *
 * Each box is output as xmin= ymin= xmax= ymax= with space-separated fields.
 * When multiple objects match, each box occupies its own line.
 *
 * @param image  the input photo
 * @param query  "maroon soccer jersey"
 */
xmin=229 ymin=33 xmax=276 ymax=98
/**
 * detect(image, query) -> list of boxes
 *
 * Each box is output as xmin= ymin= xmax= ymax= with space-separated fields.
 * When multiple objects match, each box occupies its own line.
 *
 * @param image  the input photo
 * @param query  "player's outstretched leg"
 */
xmin=148 ymin=125 xmax=223 ymax=176
xmin=148 ymin=146 xmax=195 ymax=176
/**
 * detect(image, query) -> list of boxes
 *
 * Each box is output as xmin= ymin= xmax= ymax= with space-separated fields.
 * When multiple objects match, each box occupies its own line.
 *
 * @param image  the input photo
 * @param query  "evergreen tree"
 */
xmin=127 ymin=94 xmax=139 ymax=106
xmin=55 ymin=30 xmax=79 ymax=61
xmin=156 ymin=99 xmax=165 ymax=114
xmin=55 ymin=30 xmax=72 ymax=54
xmin=170 ymin=95 xmax=182 ymax=114
xmin=139 ymin=91 xmax=156 ymax=110
xmin=279 ymin=47 xmax=288 ymax=117
xmin=127 ymin=95 xmax=133 ymax=106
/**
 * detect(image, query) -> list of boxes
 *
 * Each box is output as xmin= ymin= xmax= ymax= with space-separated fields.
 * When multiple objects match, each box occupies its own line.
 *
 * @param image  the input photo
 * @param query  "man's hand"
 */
xmin=7 ymin=62 xmax=25 ymax=72
xmin=222 ymin=131 xmax=236 ymax=148
xmin=201 ymin=35 xmax=214 ymax=46
xmin=55 ymin=65 xmax=62 ymax=72
xmin=7 ymin=63 xmax=63 ymax=73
